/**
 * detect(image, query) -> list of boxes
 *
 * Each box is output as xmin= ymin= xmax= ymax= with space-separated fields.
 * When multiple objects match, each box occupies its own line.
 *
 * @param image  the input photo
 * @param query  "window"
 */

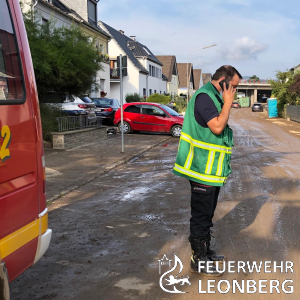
xmin=160 ymin=104 xmax=179 ymax=116
xmin=143 ymin=88 xmax=146 ymax=97
xmin=142 ymin=105 xmax=165 ymax=116
xmin=124 ymin=104 xmax=141 ymax=113
xmin=93 ymin=98 xmax=113 ymax=106
xmin=160 ymin=91 xmax=161 ymax=94
xmin=149 ymin=89 xmax=152 ymax=95
xmin=0 ymin=0 xmax=25 ymax=104
xmin=154 ymin=90 xmax=156 ymax=94
xmin=152 ymin=66 xmax=155 ymax=77
xmin=42 ymin=18 xmax=48 ymax=26
xmin=149 ymin=64 xmax=152 ymax=76
xmin=143 ymin=47 xmax=151 ymax=56
xmin=88 ymin=0 xmax=97 ymax=24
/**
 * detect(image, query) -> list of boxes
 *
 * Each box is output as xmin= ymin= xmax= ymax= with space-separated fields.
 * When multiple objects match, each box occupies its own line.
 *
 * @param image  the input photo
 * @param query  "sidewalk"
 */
xmin=45 ymin=132 xmax=172 ymax=202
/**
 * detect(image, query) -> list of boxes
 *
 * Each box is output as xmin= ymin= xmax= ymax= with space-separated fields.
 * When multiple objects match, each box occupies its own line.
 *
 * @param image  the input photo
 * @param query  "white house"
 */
xmin=99 ymin=22 xmax=167 ymax=102
xmin=155 ymin=55 xmax=179 ymax=97
xmin=22 ymin=0 xmax=111 ymax=98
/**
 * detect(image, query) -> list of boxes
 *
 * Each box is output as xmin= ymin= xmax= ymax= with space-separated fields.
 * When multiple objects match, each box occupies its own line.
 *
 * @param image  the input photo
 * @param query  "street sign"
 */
xmin=117 ymin=56 xmax=127 ymax=77
xmin=117 ymin=56 xmax=127 ymax=68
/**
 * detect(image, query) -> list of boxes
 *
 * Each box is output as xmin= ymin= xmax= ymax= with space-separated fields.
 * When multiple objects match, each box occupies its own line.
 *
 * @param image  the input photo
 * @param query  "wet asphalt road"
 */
xmin=10 ymin=108 xmax=300 ymax=299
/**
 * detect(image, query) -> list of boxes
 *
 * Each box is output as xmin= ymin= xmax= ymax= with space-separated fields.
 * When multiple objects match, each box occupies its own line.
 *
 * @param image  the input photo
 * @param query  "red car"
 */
xmin=114 ymin=102 xmax=184 ymax=137
xmin=231 ymin=101 xmax=241 ymax=108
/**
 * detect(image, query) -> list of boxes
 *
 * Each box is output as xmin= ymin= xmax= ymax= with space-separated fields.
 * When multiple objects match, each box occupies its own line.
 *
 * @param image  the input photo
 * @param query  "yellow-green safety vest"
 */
xmin=173 ymin=82 xmax=234 ymax=186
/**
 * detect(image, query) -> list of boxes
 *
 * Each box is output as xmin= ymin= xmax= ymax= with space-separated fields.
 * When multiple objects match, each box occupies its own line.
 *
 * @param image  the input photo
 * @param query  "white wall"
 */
xmin=139 ymin=74 xmax=147 ymax=98
xmin=106 ymin=39 xmax=140 ymax=102
xmin=110 ymin=82 xmax=120 ymax=100
xmin=90 ymin=63 xmax=110 ymax=98
xmin=141 ymin=59 xmax=166 ymax=95
xmin=168 ymin=75 xmax=179 ymax=95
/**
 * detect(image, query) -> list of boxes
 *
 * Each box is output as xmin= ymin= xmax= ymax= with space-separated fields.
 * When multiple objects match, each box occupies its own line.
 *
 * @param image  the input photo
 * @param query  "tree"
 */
xmin=250 ymin=75 xmax=259 ymax=80
xmin=269 ymin=70 xmax=299 ymax=116
xmin=22 ymin=8 xmax=104 ymax=99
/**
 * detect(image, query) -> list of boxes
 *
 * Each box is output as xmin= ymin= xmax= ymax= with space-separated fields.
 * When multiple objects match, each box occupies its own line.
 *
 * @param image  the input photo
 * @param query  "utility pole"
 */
xmin=186 ymin=44 xmax=217 ymax=106
xmin=119 ymin=54 xmax=124 ymax=153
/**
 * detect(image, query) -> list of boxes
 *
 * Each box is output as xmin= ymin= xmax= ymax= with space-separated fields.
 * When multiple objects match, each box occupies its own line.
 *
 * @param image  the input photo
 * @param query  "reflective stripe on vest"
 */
xmin=180 ymin=132 xmax=232 ymax=154
xmin=205 ymin=150 xmax=215 ymax=175
xmin=174 ymin=164 xmax=226 ymax=183
xmin=216 ymin=152 xmax=225 ymax=176
xmin=184 ymin=144 xmax=194 ymax=170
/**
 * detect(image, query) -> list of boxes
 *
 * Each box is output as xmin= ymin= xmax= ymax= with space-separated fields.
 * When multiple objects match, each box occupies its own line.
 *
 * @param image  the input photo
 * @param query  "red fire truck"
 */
xmin=0 ymin=0 xmax=52 ymax=297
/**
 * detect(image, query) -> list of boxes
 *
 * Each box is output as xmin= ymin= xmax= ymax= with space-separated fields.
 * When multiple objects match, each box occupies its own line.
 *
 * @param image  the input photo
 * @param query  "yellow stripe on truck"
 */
xmin=0 ymin=213 xmax=48 ymax=260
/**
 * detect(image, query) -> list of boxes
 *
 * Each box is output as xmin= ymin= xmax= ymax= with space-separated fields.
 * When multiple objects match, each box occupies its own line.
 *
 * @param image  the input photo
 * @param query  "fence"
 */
xmin=57 ymin=116 xmax=102 ymax=132
xmin=286 ymin=105 xmax=300 ymax=123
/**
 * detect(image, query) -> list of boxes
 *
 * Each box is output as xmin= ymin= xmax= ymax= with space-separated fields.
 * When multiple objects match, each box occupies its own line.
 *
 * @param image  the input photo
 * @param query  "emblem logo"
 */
xmin=158 ymin=254 xmax=191 ymax=294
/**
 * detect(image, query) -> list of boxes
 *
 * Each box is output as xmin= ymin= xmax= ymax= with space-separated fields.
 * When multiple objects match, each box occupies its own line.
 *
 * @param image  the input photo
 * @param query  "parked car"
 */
xmin=92 ymin=98 xmax=120 ymax=124
xmin=232 ymin=101 xmax=241 ymax=108
xmin=75 ymin=96 xmax=97 ymax=124
xmin=42 ymin=93 xmax=87 ymax=116
xmin=252 ymin=103 xmax=263 ymax=112
xmin=114 ymin=102 xmax=184 ymax=137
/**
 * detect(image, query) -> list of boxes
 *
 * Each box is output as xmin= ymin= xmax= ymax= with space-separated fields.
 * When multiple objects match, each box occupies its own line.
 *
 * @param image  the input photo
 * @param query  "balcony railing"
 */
xmin=110 ymin=68 xmax=120 ymax=79
xmin=239 ymin=79 xmax=278 ymax=84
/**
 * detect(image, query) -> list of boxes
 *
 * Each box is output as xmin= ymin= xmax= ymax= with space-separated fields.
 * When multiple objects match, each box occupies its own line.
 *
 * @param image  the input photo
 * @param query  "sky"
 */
xmin=98 ymin=0 xmax=300 ymax=79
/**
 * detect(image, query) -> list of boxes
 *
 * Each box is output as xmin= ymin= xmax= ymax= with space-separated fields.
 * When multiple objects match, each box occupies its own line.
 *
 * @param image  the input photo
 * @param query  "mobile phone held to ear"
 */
xmin=219 ymin=79 xmax=229 ymax=91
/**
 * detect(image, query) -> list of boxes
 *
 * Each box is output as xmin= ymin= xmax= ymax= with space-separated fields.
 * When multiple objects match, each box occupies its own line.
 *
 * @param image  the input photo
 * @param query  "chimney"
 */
xmin=119 ymin=30 xmax=124 ymax=35
xmin=130 ymin=36 xmax=136 ymax=41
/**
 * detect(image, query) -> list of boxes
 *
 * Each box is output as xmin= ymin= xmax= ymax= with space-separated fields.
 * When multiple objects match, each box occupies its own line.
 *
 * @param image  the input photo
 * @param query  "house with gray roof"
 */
xmin=177 ymin=63 xmax=194 ymax=98
xmin=155 ymin=55 xmax=179 ymax=97
xmin=193 ymin=69 xmax=203 ymax=93
xmin=99 ymin=22 xmax=167 ymax=102
xmin=202 ymin=73 xmax=212 ymax=85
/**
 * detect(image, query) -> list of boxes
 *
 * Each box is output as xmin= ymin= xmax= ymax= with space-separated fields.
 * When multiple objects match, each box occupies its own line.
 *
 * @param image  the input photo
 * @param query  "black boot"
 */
xmin=206 ymin=231 xmax=225 ymax=262
xmin=189 ymin=237 xmax=223 ymax=277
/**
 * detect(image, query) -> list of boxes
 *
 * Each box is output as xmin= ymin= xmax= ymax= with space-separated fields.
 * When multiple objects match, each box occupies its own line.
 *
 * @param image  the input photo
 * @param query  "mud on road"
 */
xmin=10 ymin=108 xmax=300 ymax=299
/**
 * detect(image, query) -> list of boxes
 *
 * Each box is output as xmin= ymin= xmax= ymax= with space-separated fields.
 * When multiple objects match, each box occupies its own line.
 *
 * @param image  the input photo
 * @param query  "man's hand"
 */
xmin=222 ymin=82 xmax=235 ymax=106
xmin=207 ymin=82 xmax=236 ymax=135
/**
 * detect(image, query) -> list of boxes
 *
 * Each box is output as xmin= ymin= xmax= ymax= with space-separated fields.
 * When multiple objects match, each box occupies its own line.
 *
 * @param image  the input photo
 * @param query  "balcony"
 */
xmin=110 ymin=68 xmax=120 ymax=82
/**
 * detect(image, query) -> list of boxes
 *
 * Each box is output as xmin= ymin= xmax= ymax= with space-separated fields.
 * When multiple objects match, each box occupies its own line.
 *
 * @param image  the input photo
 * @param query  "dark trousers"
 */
xmin=189 ymin=181 xmax=220 ymax=239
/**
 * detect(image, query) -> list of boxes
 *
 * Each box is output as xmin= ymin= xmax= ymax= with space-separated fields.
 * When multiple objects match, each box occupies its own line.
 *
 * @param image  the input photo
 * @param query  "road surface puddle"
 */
xmin=114 ymin=277 xmax=154 ymax=295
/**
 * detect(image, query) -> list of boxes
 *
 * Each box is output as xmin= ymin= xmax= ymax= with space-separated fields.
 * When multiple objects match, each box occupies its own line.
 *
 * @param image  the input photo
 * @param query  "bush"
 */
xmin=39 ymin=104 xmax=65 ymax=142
xmin=125 ymin=93 xmax=142 ymax=103
xmin=173 ymin=95 xmax=187 ymax=113
xmin=146 ymin=93 xmax=170 ymax=104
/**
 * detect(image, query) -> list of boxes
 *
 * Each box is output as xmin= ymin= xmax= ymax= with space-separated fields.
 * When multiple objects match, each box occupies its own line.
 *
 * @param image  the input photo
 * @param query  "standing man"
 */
xmin=173 ymin=65 xmax=242 ymax=275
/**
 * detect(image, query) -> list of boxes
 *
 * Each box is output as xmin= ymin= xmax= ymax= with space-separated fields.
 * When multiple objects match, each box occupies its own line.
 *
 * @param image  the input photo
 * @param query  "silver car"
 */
xmin=252 ymin=103 xmax=263 ymax=112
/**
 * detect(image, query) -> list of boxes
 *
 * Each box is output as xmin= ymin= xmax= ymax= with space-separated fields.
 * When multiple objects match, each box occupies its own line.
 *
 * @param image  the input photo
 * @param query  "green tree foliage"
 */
xmin=250 ymin=75 xmax=260 ymax=80
xmin=270 ymin=70 xmax=299 ymax=116
xmin=146 ymin=93 xmax=170 ymax=104
xmin=22 ymin=9 xmax=103 ymax=99
xmin=125 ymin=93 xmax=143 ymax=103
xmin=172 ymin=95 xmax=187 ymax=113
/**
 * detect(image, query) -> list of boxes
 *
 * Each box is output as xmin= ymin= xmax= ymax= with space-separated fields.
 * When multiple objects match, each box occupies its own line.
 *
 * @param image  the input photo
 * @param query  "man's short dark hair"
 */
xmin=212 ymin=65 xmax=242 ymax=81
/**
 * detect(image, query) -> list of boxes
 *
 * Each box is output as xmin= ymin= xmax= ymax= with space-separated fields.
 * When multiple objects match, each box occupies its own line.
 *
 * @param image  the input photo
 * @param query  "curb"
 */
xmin=47 ymin=135 xmax=172 ymax=204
